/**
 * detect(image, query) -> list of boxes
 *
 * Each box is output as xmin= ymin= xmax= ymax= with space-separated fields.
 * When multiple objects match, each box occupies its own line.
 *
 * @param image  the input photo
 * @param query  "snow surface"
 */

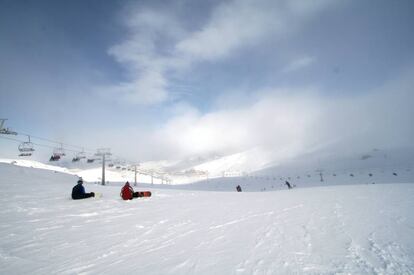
xmin=1 ymin=163 xmax=414 ymax=274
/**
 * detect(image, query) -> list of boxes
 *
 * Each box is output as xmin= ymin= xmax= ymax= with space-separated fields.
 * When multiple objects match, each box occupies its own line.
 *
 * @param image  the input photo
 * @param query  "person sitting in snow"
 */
xmin=236 ymin=185 xmax=242 ymax=192
xmin=120 ymin=181 xmax=143 ymax=200
xmin=71 ymin=178 xmax=95 ymax=200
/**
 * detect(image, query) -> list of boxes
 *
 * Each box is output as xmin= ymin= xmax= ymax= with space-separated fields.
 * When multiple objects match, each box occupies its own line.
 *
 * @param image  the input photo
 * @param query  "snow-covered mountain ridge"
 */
xmin=2 ymin=147 xmax=413 ymax=187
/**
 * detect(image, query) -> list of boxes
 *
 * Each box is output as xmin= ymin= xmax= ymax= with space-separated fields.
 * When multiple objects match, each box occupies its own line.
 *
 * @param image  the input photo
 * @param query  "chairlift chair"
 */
xmin=77 ymin=150 xmax=86 ymax=159
xmin=0 ymin=119 xmax=18 ymax=135
xmin=18 ymin=136 xmax=34 ymax=152
xmin=49 ymin=155 xmax=61 ymax=161
xmin=53 ymin=146 xmax=65 ymax=157
xmin=18 ymin=136 xmax=35 ymax=157
xmin=87 ymin=158 xmax=95 ymax=163
xmin=18 ymin=142 xmax=35 ymax=152
xmin=49 ymin=145 xmax=65 ymax=162
xmin=73 ymin=151 xmax=85 ymax=162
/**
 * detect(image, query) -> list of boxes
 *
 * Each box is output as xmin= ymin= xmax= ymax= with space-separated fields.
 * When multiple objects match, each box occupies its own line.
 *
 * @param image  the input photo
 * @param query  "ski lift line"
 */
xmin=0 ymin=135 xmax=92 ymax=154
xmin=2 ymin=124 xmax=136 ymax=165
xmin=3 ymin=126 xmax=138 ymax=167
xmin=0 ymin=135 xmax=28 ymax=144
xmin=15 ymin=131 xmax=96 ymax=153
xmin=111 ymin=152 xmax=142 ymax=165
xmin=110 ymin=154 xmax=136 ymax=166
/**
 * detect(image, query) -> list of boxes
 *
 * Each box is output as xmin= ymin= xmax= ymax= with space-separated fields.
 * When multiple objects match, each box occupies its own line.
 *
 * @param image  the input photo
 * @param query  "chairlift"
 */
xmin=18 ymin=136 xmax=35 ymax=157
xmin=53 ymin=145 xmax=65 ymax=157
xmin=77 ymin=150 xmax=86 ymax=159
xmin=73 ymin=150 xmax=86 ymax=162
xmin=72 ymin=156 xmax=81 ymax=162
xmin=49 ymin=155 xmax=61 ymax=161
xmin=108 ymin=163 xmax=114 ymax=168
xmin=0 ymin=119 xmax=18 ymax=135
xmin=49 ymin=145 xmax=65 ymax=162
xmin=87 ymin=158 xmax=95 ymax=163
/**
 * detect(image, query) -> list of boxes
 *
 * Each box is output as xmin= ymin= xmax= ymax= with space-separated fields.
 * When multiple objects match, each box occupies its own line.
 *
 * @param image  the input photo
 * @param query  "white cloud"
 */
xmin=105 ymin=0 xmax=340 ymax=105
xmin=109 ymin=71 xmax=168 ymax=105
xmin=176 ymin=0 xmax=338 ymax=62
xmin=151 ymin=91 xmax=322 ymax=160
xmin=108 ymin=66 xmax=414 ymax=162
xmin=175 ymin=0 xmax=279 ymax=60
xmin=282 ymin=56 xmax=316 ymax=73
xmin=105 ymin=8 xmax=183 ymax=105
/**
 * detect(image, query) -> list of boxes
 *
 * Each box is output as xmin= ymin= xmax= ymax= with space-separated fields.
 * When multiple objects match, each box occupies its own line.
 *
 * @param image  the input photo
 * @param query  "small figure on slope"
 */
xmin=285 ymin=181 xmax=292 ymax=189
xmin=72 ymin=178 xmax=95 ymax=200
xmin=236 ymin=185 xmax=242 ymax=192
xmin=120 ymin=181 xmax=151 ymax=200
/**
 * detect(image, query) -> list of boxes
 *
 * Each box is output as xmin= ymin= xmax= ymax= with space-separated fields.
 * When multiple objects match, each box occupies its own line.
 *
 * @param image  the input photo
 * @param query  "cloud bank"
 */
xmin=102 ymin=65 xmax=414 ymax=162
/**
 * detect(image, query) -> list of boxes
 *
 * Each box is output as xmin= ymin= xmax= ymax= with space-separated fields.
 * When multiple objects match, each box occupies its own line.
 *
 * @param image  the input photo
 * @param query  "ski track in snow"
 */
xmin=0 ymin=163 xmax=414 ymax=274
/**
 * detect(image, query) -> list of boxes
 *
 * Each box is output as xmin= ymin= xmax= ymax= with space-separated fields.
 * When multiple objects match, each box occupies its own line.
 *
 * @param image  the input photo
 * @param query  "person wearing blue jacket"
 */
xmin=72 ymin=178 xmax=95 ymax=200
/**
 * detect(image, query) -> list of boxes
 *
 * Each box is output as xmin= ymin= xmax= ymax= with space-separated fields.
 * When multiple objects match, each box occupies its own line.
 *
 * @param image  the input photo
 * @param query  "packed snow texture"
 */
xmin=0 ymin=163 xmax=413 ymax=274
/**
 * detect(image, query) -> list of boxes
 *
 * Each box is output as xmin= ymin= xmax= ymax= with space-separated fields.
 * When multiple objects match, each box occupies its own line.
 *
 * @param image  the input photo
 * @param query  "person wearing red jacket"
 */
xmin=120 ymin=181 xmax=141 ymax=200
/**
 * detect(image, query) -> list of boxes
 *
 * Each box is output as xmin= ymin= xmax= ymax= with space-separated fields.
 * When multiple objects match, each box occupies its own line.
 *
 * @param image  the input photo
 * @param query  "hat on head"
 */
xmin=77 ymin=178 xmax=83 ymax=184
xmin=125 ymin=181 xmax=130 ymax=186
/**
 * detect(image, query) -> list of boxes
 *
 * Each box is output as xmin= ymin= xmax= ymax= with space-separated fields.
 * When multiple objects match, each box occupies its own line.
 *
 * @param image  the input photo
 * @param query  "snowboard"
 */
xmin=137 ymin=191 xmax=152 ymax=197
xmin=94 ymin=192 xmax=102 ymax=198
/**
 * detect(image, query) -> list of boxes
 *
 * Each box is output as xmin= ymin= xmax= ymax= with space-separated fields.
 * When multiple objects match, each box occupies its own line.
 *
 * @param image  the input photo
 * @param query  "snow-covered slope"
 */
xmin=76 ymin=167 xmax=166 ymax=185
xmin=0 ymin=163 xmax=413 ymax=274
xmin=154 ymin=147 xmax=414 ymax=185
xmin=0 ymin=158 xmax=73 ymax=173
xmin=0 ymin=159 xmax=164 ymax=184
xmin=3 ymin=147 xmax=414 ymax=187
xmin=190 ymin=148 xmax=271 ymax=177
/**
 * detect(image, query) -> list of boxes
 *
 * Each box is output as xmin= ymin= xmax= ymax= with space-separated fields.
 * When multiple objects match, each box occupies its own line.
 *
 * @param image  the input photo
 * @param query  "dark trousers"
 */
xmin=72 ymin=192 xmax=94 ymax=200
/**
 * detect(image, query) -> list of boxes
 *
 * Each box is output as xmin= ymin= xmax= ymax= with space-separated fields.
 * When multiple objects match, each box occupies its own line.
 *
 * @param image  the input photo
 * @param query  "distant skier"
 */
xmin=285 ymin=181 xmax=292 ymax=189
xmin=71 ymin=178 xmax=95 ymax=200
xmin=236 ymin=185 xmax=242 ymax=192
xmin=120 ymin=182 xmax=152 ymax=200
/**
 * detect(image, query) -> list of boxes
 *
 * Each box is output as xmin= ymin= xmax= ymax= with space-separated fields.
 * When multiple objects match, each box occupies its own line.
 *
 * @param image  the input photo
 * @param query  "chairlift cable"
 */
xmin=15 ymin=131 xmax=95 ymax=153
xmin=0 ymin=135 xmax=88 ymax=153
xmin=2 ymin=130 xmax=137 ymax=166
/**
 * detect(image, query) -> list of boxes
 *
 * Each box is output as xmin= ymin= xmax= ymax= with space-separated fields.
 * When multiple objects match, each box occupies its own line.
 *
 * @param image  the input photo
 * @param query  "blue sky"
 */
xmin=1 ymin=0 xmax=414 ymax=162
